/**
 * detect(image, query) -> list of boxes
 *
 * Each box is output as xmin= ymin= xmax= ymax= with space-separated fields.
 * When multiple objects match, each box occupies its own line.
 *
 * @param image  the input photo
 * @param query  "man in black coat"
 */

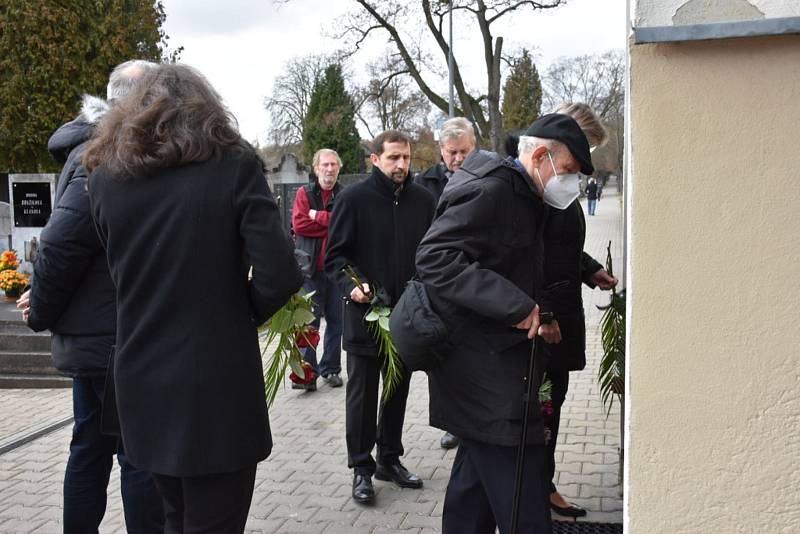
xmin=415 ymin=114 xmax=594 ymax=533
xmin=414 ymin=117 xmax=476 ymax=449
xmin=586 ymin=177 xmax=600 ymax=215
xmin=413 ymin=116 xmax=476 ymax=204
xmin=326 ymin=130 xmax=436 ymax=505
xmin=17 ymin=60 xmax=164 ymax=533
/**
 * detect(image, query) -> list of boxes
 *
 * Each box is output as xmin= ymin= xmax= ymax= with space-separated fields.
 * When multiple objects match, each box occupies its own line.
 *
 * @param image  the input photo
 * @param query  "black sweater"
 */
xmin=325 ymin=167 xmax=435 ymax=356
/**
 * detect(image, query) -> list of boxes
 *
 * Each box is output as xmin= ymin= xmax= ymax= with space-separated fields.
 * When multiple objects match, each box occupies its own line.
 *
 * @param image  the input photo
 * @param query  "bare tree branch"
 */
xmin=282 ymin=0 xmax=570 ymax=151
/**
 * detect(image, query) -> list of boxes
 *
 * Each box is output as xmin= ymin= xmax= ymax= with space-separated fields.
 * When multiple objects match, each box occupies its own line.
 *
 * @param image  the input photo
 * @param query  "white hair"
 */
xmin=517 ymin=135 xmax=564 ymax=159
xmin=439 ymin=117 xmax=476 ymax=145
xmin=106 ymin=60 xmax=159 ymax=101
xmin=312 ymin=148 xmax=342 ymax=168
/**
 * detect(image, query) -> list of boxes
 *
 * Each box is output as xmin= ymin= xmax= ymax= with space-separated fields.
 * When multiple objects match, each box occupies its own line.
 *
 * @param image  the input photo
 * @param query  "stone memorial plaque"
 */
xmin=12 ymin=182 xmax=52 ymax=228
xmin=280 ymin=182 xmax=305 ymax=232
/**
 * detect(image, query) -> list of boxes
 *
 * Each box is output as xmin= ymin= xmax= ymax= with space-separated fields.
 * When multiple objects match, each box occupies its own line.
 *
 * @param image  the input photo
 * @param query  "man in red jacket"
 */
xmin=291 ymin=149 xmax=345 ymax=390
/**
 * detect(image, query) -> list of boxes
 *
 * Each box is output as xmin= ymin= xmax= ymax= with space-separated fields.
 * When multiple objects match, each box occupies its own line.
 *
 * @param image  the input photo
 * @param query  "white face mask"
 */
xmin=537 ymin=152 xmax=581 ymax=210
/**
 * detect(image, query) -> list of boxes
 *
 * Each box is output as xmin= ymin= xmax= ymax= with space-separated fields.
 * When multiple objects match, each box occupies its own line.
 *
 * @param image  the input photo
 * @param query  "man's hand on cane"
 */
xmin=514 ymin=304 xmax=562 ymax=343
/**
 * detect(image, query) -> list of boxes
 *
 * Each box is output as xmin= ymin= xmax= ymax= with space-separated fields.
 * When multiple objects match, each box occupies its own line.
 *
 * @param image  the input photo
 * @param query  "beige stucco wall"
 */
xmin=628 ymin=35 xmax=800 ymax=532
xmin=634 ymin=0 xmax=799 ymax=26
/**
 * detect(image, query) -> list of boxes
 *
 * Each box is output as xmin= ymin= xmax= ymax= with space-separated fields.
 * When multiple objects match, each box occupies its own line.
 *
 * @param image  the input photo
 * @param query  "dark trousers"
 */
xmin=346 ymin=352 xmax=412 ymax=475
xmin=302 ymin=271 xmax=343 ymax=377
xmin=443 ymin=439 xmax=552 ymax=534
xmin=546 ymin=369 xmax=569 ymax=493
xmin=64 ymin=375 xmax=163 ymax=534
xmin=151 ymin=465 xmax=257 ymax=534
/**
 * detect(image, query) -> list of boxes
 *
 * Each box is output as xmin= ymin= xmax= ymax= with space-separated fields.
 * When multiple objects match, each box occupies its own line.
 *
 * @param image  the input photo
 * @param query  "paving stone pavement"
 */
xmin=0 ymin=390 xmax=72 ymax=453
xmin=0 ymin=183 xmax=624 ymax=532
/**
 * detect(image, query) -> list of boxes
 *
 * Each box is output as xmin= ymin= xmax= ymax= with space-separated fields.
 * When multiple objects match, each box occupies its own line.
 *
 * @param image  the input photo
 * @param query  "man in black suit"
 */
xmin=326 ymin=130 xmax=436 ymax=505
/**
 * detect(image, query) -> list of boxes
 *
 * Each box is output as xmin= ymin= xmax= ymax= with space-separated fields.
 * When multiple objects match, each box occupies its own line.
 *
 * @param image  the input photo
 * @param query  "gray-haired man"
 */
xmin=414 ymin=116 xmax=477 ymax=204
xmin=414 ymin=116 xmax=477 ymax=450
xmin=18 ymin=59 xmax=164 ymax=533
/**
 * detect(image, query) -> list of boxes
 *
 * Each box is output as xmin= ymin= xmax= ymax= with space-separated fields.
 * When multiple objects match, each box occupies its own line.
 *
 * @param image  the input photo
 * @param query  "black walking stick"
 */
xmin=510 ymin=310 xmax=552 ymax=534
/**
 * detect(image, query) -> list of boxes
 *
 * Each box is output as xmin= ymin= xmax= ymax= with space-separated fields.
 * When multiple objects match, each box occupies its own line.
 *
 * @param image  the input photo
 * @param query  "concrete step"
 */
xmin=0 ymin=332 xmax=52 ymax=352
xmin=0 ymin=320 xmax=36 ymax=335
xmin=0 ymin=374 xmax=72 ymax=388
xmin=0 ymin=351 xmax=56 ymax=375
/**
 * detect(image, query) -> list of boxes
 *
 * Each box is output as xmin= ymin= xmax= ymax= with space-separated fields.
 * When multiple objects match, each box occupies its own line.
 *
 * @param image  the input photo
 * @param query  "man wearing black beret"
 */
xmin=415 ymin=114 xmax=592 ymax=533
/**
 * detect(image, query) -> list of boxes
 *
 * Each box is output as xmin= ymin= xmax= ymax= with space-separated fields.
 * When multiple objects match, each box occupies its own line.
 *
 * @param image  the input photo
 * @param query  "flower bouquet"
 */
xmin=343 ymin=266 xmax=403 ymax=402
xmin=0 ymin=269 xmax=28 ymax=299
xmin=259 ymin=290 xmax=319 ymax=406
xmin=0 ymin=250 xmax=20 ymax=272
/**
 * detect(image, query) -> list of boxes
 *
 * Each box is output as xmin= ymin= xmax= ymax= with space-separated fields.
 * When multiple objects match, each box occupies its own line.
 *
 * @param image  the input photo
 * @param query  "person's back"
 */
xmin=28 ymin=94 xmax=115 ymax=373
xmin=86 ymin=63 xmax=303 ymax=533
xmin=91 ymin=149 xmax=296 ymax=471
xmin=20 ymin=63 xmax=165 ymax=534
xmin=586 ymin=180 xmax=599 ymax=199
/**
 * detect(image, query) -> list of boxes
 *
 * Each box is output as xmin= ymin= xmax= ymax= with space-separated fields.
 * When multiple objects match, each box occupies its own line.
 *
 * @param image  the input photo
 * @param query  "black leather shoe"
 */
xmin=440 ymin=432 xmax=460 ymax=449
xmin=352 ymin=474 xmax=374 ymax=504
xmin=550 ymin=502 xmax=588 ymax=518
xmin=375 ymin=463 xmax=423 ymax=489
xmin=291 ymin=380 xmax=317 ymax=391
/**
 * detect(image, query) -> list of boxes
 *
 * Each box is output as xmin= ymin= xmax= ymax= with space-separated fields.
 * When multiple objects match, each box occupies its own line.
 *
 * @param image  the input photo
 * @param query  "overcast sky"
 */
xmin=160 ymin=0 xmax=628 ymax=144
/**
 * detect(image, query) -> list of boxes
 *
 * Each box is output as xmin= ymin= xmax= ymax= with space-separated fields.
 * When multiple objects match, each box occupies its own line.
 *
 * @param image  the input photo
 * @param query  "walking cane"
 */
xmin=510 ymin=310 xmax=554 ymax=534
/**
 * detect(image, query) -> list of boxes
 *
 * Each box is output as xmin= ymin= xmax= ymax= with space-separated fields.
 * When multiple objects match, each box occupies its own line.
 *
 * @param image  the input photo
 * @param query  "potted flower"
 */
xmin=0 ymin=250 xmax=20 ymax=272
xmin=0 ymin=269 xmax=28 ymax=299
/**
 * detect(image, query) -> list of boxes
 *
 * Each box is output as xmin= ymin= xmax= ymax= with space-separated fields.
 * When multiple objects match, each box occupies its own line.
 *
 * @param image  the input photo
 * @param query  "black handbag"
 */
xmin=293 ymin=248 xmax=313 ymax=279
xmin=389 ymin=279 xmax=451 ymax=372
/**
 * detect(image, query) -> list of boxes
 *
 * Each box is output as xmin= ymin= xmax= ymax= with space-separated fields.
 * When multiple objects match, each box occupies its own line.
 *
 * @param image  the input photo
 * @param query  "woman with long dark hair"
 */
xmin=85 ymin=63 xmax=303 ymax=532
xmin=507 ymin=103 xmax=618 ymax=519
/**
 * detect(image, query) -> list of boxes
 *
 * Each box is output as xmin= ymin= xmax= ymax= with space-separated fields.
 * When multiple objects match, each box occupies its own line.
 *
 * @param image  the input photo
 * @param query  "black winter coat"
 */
xmin=326 ymin=168 xmax=436 ymax=356
xmin=89 ymin=148 xmax=303 ymax=477
xmin=586 ymin=182 xmax=599 ymax=200
xmin=27 ymin=96 xmax=115 ymax=377
xmin=413 ymin=162 xmax=449 ymax=203
xmin=541 ymin=200 xmax=603 ymax=372
xmin=415 ymin=151 xmax=547 ymax=446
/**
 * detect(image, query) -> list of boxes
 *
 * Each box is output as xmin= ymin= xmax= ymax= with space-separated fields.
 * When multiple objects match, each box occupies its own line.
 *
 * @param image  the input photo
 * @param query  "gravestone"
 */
xmin=0 ymin=173 xmax=9 ymax=203
xmin=8 ymin=174 xmax=56 ymax=272
xmin=0 ymin=202 xmax=10 ymax=251
xmin=265 ymin=154 xmax=310 ymax=233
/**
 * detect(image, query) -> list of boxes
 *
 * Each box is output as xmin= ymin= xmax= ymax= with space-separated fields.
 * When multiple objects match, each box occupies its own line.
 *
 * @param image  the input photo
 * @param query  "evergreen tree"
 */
xmin=501 ymin=49 xmax=543 ymax=133
xmin=302 ymin=64 xmax=362 ymax=174
xmin=0 ymin=1 xmax=176 ymax=172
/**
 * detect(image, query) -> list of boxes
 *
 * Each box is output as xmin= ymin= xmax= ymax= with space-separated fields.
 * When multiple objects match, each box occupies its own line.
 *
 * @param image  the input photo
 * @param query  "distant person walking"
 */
xmin=86 ymin=64 xmax=302 ymax=533
xmin=292 ymin=148 xmax=345 ymax=391
xmin=586 ymin=177 xmax=599 ymax=215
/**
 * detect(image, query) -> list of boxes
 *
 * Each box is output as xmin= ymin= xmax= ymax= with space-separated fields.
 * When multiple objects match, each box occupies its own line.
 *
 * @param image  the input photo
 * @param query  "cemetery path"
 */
xmin=0 ymin=181 xmax=624 ymax=533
